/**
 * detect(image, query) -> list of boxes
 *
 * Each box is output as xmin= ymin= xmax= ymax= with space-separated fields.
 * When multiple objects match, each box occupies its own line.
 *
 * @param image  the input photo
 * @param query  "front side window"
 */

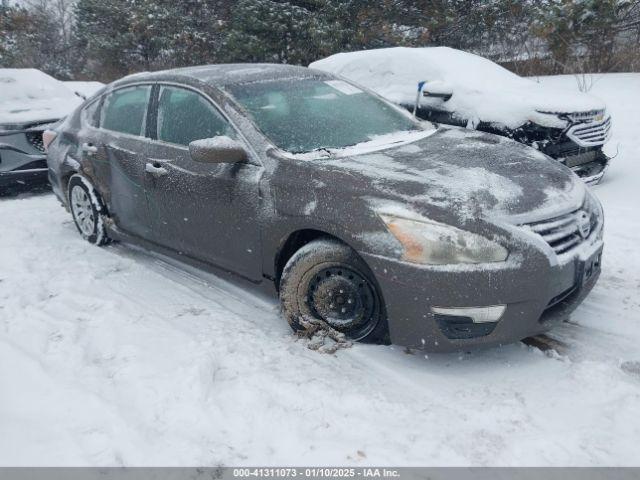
xmin=157 ymin=86 xmax=235 ymax=146
xmin=101 ymin=85 xmax=151 ymax=136
xmin=226 ymin=78 xmax=421 ymax=153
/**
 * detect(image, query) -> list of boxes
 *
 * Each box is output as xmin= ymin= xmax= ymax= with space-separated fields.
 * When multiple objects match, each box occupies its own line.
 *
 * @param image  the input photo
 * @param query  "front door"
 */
xmin=144 ymin=85 xmax=263 ymax=280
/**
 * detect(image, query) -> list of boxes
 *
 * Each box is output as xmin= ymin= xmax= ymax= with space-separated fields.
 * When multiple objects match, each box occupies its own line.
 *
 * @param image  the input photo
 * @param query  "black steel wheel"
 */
xmin=280 ymin=238 xmax=387 ymax=342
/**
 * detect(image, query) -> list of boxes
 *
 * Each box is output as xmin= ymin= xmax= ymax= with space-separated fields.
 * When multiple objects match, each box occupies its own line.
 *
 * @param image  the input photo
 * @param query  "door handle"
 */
xmin=81 ymin=142 xmax=98 ymax=155
xmin=145 ymin=162 xmax=168 ymax=177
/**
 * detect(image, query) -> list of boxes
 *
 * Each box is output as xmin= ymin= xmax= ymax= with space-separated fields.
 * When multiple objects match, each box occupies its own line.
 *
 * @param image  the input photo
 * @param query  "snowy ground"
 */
xmin=1 ymin=73 xmax=639 ymax=466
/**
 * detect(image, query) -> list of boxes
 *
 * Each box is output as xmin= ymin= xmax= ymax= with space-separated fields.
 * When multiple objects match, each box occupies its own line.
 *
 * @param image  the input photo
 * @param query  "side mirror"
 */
xmin=421 ymin=80 xmax=453 ymax=101
xmin=189 ymin=136 xmax=247 ymax=164
xmin=413 ymin=80 xmax=454 ymax=116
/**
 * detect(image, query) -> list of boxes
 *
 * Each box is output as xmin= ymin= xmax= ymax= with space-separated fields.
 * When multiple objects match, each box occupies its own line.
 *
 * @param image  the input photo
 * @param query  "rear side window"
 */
xmin=101 ymin=85 xmax=151 ymax=136
xmin=157 ymin=86 xmax=235 ymax=146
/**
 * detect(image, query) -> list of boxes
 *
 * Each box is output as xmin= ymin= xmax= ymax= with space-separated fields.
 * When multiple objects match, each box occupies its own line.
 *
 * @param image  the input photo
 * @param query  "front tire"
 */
xmin=67 ymin=174 xmax=109 ymax=245
xmin=280 ymin=238 xmax=388 ymax=343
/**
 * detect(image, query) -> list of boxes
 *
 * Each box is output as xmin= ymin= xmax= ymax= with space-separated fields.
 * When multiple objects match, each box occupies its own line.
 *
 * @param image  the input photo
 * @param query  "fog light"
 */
xmin=431 ymin=305 xmax=506 ymax=323
xmin=431 ymin=305 xmax=506 ymax=340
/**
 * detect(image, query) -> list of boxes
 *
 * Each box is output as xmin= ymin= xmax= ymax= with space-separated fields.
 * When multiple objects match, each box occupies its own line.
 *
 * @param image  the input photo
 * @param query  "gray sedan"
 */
xmin=46 ymin=64 xmax=604 ymax=351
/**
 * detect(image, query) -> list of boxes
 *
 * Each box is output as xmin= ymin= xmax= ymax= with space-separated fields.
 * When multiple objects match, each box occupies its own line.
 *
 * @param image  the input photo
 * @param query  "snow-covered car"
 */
xmin=47 ymin=64 xmax=603 ymax=351
xmin=0 ymin=69 xmax=83 ymax=189
xmin=310 ymin=47 xmax=612 ymax=185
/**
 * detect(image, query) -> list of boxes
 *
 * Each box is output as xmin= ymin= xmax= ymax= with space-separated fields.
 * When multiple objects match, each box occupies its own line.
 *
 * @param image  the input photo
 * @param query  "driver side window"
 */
xmin=157 ymin=86 xmax=235 ymax=146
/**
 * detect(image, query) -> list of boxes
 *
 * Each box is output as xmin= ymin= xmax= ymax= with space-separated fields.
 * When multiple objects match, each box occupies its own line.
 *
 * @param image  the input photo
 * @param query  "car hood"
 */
xmin=0 ymin=96 xmax=82 ymax=127
xmin=309 ymin=126 xmax=586 ymax=225
xmin=423 ymin=79 xmax=606 ymax=130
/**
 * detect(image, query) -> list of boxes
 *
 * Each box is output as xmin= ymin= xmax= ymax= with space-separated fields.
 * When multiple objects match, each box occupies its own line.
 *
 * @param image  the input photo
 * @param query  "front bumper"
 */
xmin=541 ymin=134 xmax=611 ymax=186
xmin=0 ymin=167 xmax=49 ymax=188
xmin=1 ymin=128 xmax=49 ymax=188
xmin=362 ymin=241 xmax=603 ymax=352
xmin=565 ymin=150 xmax=609 ymax=186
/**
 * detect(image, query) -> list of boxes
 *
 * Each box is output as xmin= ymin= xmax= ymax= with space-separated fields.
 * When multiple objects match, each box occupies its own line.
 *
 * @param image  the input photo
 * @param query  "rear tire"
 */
xmin=280 ymin=238 xmax=388 ymax=343
xmin=67 ymin=174 xmax=109 ymax=245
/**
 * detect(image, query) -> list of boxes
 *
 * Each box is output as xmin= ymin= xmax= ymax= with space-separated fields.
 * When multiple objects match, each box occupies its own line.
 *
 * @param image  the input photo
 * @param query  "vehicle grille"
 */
xmin=523 ymin=208 xmax=598 ymax=255
xmin=25 ymin=131 xmax=45 ymax=153
xmin=563 ymin=150 xmax=598 ymax=168
xmin=566 ymin=116 xmax=612 ymax=147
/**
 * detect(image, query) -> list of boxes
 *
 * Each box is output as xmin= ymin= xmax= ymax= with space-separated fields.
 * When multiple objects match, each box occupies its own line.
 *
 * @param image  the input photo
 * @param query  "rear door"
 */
xmin=75 ymin=95 xmax=109 ymax=192
xmin=143 ymin=85 xmax=263 ymax=280
xmin=96 ymin=84 xmax=154 ymax=239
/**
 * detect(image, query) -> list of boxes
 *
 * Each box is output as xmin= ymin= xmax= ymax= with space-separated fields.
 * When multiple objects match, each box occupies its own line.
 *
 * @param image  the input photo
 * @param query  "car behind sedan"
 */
xmin=311 ymin=47 xmax=612 ymax=185
xmin=0 ymin=69 xmax=83 ymax=190
xmin=46 ymin=64 xmax=603 ymax=351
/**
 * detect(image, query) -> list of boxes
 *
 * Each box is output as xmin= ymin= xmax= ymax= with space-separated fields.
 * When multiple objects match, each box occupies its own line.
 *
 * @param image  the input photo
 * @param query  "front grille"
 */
xmin=523 ymin=207 xmax=598 ymax=255
xmin=25 ymin=131 xmax=45 ymax=153
xmin=526 ymin=211 xmax=583 ymax=254
xmin=566 ymin=116 xmax=612 ymax=147
xmin=542 ymin=139 xmax=598 ymax=161
xmin=563 ymin=149 xmax=598 ymax=167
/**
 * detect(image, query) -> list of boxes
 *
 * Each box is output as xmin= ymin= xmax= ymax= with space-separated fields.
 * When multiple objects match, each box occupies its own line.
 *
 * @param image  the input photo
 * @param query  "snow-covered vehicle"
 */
xmin=0 ymin=69 xmax=83 ymax=189
xmin=47 ymin=64 xmax=603 ymax=351
xmin=310 ymin=47 xmax=612 ymax=185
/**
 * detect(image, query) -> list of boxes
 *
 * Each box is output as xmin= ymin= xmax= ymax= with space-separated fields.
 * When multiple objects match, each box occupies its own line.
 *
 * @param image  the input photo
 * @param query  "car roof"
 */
xmin=114 ymin=63 xmax=330 ymax=89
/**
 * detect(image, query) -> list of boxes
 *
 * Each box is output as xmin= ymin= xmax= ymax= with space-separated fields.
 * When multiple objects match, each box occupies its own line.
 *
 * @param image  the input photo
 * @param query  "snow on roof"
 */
xmin=116 ymin=63 xmax=319 ymax=89
xmin=0 ymin=69 xmax=82 ymax=125
xmin=310 ymin=47 xmax=606 ymax=129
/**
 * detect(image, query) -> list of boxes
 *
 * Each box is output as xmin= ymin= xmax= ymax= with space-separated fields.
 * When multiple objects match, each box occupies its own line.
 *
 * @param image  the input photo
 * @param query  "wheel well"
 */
xmin=274 ymin=229 xmax=341 ymax=290
xmin=59 ymin=171 xmax=76 ymax=209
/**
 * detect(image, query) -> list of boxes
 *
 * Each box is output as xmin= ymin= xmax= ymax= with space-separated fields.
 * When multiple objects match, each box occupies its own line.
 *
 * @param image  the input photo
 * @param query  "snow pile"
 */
xmin=310 ymin=47 xmax=605 ymax=129
xmin=0 ymin=69 xmax=82 ymax=125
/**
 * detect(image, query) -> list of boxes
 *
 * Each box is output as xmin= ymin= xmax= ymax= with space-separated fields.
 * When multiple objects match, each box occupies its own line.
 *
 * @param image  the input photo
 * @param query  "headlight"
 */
xmin=0 ymin=124 xmax=21 ymax=133
xmin=584 ymin=190 xmax=604 ymax=236
xmin=380 ymin=215 xmax=509 ymax=265
xmin=584 ymin=190 xmax=602 ymax=217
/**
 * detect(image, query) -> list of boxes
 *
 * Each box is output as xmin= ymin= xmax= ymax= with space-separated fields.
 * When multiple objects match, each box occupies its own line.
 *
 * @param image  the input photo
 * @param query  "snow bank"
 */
xmin=0 ymin=69 xmax=82 ymax=125
xmin=310 ymin=47 xmax=605 ymax=129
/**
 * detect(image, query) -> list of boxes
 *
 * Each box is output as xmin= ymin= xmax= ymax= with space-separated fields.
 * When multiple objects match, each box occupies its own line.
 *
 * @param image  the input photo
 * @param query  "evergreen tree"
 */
xmin=532 ymin=0 xmax=639 ymax=73
xmin=1 ymin=2 xmax=73 ymax=78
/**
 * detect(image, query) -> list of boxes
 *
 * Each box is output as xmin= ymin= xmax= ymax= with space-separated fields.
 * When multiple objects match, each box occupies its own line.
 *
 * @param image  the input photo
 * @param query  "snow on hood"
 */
xmin=0 ymin=69 xmax=82 ymax=126
xmin=310 ymin=47 xmax=606 ymax=129
xmin=312 ymin=126 xmax=586 ymax=223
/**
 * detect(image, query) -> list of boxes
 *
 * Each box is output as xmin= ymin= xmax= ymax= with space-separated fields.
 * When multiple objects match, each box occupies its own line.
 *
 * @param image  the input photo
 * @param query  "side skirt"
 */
xmin=105 ymin=223 xmax=277 ymax=298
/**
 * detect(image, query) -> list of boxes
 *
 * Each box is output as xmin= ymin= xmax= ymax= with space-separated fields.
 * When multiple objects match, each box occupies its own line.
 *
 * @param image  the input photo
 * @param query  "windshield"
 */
xmin=226 ymin=78 xmax=420 ymax=154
